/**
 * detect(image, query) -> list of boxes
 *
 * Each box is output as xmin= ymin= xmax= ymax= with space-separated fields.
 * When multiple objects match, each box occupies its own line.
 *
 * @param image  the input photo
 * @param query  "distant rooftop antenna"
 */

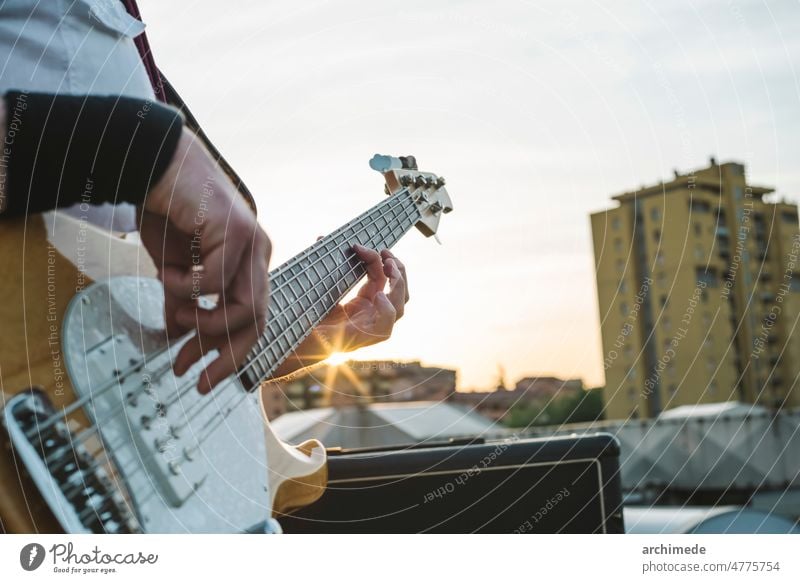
xmin=496 ymin=364 xmax=507 ymax=391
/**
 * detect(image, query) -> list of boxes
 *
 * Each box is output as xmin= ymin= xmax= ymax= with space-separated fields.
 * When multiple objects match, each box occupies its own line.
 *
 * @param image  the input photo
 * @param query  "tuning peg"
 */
xmin=413 ymin=175 xmax=427 ymax=188
xmin=369 ymin=154 xmax=418 ymax=172
xmin=370 ymin=154 xmax=400 ymax=173
xmin=435 ymin=177 xmax=446 ymax=188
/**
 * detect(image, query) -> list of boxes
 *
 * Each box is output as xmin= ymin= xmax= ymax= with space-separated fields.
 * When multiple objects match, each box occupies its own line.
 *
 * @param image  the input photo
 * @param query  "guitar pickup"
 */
xmin=84 ymin=333 xmax=210 ymax=509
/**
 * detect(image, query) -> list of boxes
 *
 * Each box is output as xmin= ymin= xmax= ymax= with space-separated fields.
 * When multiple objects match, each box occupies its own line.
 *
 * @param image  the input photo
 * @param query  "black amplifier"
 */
xmin=279 ymin=432 xmax=624 ymax=533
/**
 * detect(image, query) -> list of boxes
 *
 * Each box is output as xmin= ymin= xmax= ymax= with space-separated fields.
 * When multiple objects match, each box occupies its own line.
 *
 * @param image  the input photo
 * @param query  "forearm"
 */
xmin=0 ymin=91 xmax=182 ymax=218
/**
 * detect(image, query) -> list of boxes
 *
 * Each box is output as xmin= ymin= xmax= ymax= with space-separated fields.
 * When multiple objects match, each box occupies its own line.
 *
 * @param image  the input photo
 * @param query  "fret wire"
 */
xmin=250 ymin=355 xmax=266 ymax=380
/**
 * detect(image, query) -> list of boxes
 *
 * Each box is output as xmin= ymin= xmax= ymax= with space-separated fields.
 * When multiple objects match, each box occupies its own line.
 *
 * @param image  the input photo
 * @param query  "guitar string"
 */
xmin=40 ymin=197 xmax=418 ymax=481
xmin=28 ymin=190 xmax=415 ymax=440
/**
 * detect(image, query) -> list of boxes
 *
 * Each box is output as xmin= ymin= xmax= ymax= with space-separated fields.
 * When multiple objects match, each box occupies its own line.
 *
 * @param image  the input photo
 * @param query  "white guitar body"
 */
xmin=61 ymin=276 xmax=278 ymax=533
xmin=4 ymin=212 xmax=325 ymax=533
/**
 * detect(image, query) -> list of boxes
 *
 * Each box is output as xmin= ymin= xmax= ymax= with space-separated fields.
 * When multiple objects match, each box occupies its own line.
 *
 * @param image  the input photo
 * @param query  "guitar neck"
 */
xmin=241 ymin=189 xmax=421 ymax=389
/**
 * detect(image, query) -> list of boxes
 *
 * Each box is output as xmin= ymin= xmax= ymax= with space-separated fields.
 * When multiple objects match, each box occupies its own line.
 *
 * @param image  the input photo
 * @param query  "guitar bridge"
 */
xmin=2 ymin=389 xmax=140 ymax=533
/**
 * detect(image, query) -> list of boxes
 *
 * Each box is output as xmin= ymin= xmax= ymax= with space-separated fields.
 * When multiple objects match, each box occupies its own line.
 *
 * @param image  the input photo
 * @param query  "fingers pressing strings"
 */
xmin=314 ymin=245 xmax=411 ymax=352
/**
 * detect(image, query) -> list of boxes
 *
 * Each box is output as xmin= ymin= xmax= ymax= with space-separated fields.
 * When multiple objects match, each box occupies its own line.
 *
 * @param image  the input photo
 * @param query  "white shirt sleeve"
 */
xmin=0 ymin=0 xmax=158 ymax=232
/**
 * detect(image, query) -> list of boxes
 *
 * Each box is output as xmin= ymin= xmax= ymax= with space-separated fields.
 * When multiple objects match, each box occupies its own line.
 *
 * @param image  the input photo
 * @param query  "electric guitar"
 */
xmin=0 ymin=155 xmax=453 ymax=533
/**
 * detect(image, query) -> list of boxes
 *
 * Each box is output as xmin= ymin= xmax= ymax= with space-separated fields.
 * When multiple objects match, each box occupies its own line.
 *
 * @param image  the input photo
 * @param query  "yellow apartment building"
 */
xmin=591 ymin=159 xmax=800 ymax=419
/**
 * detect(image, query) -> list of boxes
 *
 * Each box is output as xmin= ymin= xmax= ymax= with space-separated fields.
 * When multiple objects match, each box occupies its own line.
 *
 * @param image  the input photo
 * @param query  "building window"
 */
xmin=696 ymin=267 xmax=719 ymax=288
xmin=690 ymin=199 xmax=711 ymax=213
xmin=781 ymin=211 xmax=797 ymax=225
xmin=703 ymin=312 xmax=712 ymax=327
xmin=653 ymin=229 xmax=661 ymax=243
xmin=694 ymin=222 xmax=702 ymax=236
xmin=619 ymin=279 xmax=627 ymax=293
xmin=668 ymin=384 xmax=677 ymax=395
xmin=656 ymin=251 xmax=665 ymax=266
xmin=708 ymin=381 xmax=717 ymax=395
xmin=612 ymin=216 xmax=621 ymax=230
xmin=616 ymin=259 xmax=625 ymax=272
xmin=694 ymin=244 xmax=704 ymax=260
xmin=628 ymin=387 xmax=637 ymax=401
xmin=651 ymin=207 xmax=661 ymax=221
xmin=660 ymin=295 xmax=668 ymax=308
xmin=662 ymin=315 xmax=671 ymax=331
xmin=620 ymin=302 xmax=629 ymax=316
xmin=614 ymin=237 xmax=623 ymax=253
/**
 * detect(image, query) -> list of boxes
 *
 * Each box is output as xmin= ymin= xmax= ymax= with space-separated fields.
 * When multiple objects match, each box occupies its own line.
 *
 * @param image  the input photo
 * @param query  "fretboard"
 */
xmin=240 ymin=189 xmax=420 ymax=389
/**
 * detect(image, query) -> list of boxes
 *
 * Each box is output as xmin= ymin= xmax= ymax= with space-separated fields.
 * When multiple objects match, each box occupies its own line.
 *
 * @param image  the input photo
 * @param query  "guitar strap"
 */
xmin=120 ymin=0 xmax=258 ymax=214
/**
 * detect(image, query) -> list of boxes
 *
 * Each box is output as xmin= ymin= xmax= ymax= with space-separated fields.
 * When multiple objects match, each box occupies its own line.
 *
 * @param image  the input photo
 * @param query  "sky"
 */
xmin=138 ymin=0 xmax=800 ymax=390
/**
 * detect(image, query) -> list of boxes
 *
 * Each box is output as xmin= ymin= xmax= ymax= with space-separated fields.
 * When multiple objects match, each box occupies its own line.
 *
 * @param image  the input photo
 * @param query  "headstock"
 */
xmin=370 ymin=154 xmax=453 ymax=238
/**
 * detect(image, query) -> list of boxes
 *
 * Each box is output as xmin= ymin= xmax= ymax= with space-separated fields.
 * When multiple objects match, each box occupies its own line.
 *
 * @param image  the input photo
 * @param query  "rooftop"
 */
xmin=610 ymin=160 xmax=774 ymax=204
xmin=271 ymin=401 xmax=506 ymax=449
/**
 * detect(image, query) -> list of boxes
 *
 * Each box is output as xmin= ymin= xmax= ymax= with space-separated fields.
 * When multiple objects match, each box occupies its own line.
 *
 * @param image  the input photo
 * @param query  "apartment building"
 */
xmin=591 ymin=160 xmax=800 ymax=419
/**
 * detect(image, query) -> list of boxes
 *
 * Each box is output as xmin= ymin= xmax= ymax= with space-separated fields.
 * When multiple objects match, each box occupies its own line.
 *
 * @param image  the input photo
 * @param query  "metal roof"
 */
xmin=271 ymin=401 xmax=501 ymax=449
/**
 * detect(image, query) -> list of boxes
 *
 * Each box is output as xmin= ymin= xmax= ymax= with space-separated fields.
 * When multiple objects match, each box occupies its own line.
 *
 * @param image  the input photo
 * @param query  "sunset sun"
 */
xmin=326 ymin=351 xmax=350 ymax=366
